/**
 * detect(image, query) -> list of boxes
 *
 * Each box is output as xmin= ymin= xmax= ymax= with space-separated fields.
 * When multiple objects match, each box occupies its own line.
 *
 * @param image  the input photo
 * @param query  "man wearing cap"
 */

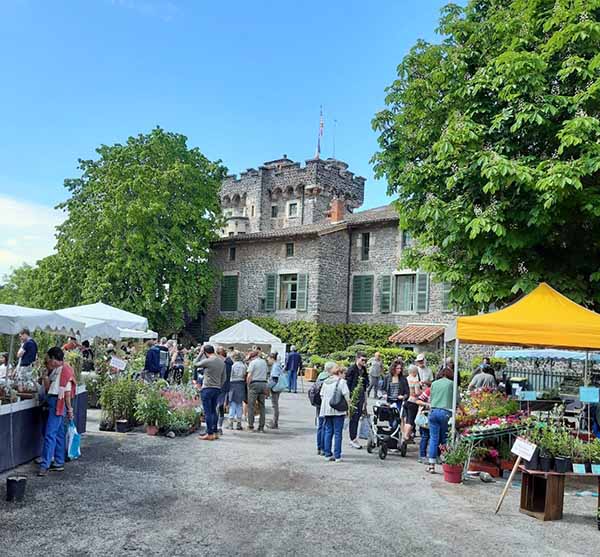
xmin=415 ymin=353 xmax=433 ymax=383
xmin=285 ymin=345 xmax=302 ymax=394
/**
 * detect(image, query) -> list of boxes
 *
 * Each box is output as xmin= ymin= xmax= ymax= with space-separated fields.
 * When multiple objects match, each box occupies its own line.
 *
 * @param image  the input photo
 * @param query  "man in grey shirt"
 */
xmin=367 ymin=352 xmax=383 ymax=399
xmin=246 ymin=351 xmax=268 ymax=432
xmin=197 ymin=345 xmax=225 ymax=441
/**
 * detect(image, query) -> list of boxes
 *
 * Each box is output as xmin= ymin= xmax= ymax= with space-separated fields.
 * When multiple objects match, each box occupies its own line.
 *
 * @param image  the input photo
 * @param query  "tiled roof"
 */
xmin=388 ymin=324 xmax=445 ymax=345
xmin=214 ymin=204 xmax=398 ymax=244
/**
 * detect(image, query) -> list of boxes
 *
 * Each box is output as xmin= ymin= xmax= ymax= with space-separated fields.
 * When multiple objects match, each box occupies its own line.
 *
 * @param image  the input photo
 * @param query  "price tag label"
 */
xmin=511 ymin=436 xmax=537 ymax=462
xmin=580 ymin=387 xmax=600 ymax=403
xmin=519 ymin=391 xmax=537 ymax=401
xmin=110 ymin=356 xmax=127 ymax=371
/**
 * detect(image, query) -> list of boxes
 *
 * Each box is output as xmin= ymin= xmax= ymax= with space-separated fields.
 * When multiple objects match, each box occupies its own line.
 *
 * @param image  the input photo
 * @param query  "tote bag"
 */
xmin=272 ymin=372 xmax=289 ymax=393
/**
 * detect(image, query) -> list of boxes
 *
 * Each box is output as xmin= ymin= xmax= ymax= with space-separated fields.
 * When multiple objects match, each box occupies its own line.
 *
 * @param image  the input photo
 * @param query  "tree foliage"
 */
xmin=373 ymin=0 xmax=600 ymax=312
xmin=2 ymin=128 xmax=226 ymax=332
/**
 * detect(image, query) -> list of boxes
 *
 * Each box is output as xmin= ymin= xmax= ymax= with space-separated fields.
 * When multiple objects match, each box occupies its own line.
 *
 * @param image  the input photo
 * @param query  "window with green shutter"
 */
xmin=265 ymin=274 xmax=277 ymax=312
xmin=220 ymin=275 xmax=238 ymax=312
xmin=352 ymin=275 xmax=374 ymax=313
xmin=416 ymin=272 xmax=429 ymax=313
xmin=380 ymin=275 xmax=392 ymax=313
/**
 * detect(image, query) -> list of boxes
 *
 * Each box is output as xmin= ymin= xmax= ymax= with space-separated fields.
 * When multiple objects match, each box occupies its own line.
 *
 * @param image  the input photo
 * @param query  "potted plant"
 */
xmin=590 ymin=439 xmax=600 ymax=475
xmin=441 ymin=441 xmax=468 ymax=484
xmin=135 ymin=384 xmax=169 ymax=435
xmin=538 ymin=426 xmax=556 ymax=472
xmin=572 ymin=439 xmax=587 ymax=474
xmin=553 ymin=429 xmax=573 ymax=473
xmin=468 ymin=447 xmax=501 ymax=478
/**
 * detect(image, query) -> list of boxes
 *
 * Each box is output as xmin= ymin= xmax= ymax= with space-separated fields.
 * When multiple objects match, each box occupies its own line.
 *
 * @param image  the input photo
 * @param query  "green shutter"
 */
xmin=380 ymin=275 xmax=392 ymax=313
xmin=297 ymin=274 xmax=308 ymax=311
xmin=352 ymin=275 xmax=374 ymax=313
xmin=265 ymin=274 xmax=277 ymax=312
xmin=415 ymin=272 xmax=429 ymax=313
xmin=442 ymin=282 xmax=452 ymax=312
xmin=220 ymin=275 xmax=238 ymax=311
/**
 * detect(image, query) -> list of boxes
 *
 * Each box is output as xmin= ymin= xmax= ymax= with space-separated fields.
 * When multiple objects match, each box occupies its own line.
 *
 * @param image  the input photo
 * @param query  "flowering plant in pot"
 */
xmin=135 ymin=383 xmax=169 ymax=435
xmin=441 ymin=441 xmax=469 ymax=484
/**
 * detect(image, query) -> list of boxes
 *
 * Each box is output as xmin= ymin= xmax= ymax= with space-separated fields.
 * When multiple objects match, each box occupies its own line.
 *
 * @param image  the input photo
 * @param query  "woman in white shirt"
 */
xmin=319 ymin=363 xmax=350 ymax=462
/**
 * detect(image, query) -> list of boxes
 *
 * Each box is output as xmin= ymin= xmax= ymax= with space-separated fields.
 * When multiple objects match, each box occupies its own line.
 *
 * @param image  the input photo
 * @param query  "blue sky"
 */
xmin=0 ymin=0 xmax=450 ymax=276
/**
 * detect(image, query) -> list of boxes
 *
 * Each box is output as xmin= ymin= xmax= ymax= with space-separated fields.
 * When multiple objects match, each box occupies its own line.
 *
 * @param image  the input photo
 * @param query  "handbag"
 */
xmin=415 ymin=409 xmax=429 ymax=428
xmin=329 ymin=379 xmax=348 ymax=412
xmin=272 ymin=372 xmax=289 ymax=393
xmin=358 ymin=415 xmax=371 ymax=439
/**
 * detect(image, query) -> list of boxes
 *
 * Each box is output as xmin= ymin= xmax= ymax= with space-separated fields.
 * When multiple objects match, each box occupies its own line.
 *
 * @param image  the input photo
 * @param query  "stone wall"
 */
xmin=317 ymin=228 xmax=350 ymax=324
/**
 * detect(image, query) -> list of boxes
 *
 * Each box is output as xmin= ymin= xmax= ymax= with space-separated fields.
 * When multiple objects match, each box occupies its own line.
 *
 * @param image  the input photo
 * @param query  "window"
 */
xmin=286 ymin=243 xmax=294 ymax=257
xmin=251 ymin=205 xmax=255 ymax=217
xmin=442 ymin=282 xmax=452 ymax=312
xmin=228 ymin=232 xmax=234 ymax=237
xmin=361 ymin=232 xmax=370 ymax=261
xmin=394 ymin=272 xmax=429 ymax=313
xmin=271 ymin=205 xmax=278 ymax=218
xmin=394 ymin=274 xmax=416 ymax=312
xmin=220 ymin=275 xmax=238 ymax=311
xmin=351 ymin=275 xmax=374 ymax=313
xmin=228 ymin=247 xmax=236 ymax=261
xmin=288 ymin=202 xmax=298 ymax=217
xmin=401 ymin=230 xmax=412 ymax=248
xmin=278 ymin=274 xmax=298 ymax=310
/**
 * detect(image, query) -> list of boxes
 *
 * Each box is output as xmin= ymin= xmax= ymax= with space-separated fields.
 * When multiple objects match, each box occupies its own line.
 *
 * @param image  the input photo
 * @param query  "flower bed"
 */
xmin=456 ymin=388 xmax=525 ymax=434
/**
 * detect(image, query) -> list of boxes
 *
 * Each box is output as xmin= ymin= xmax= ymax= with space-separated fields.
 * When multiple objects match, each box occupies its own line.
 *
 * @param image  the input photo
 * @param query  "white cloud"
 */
xmin=0 ymin=195 xmax=65 ymax=280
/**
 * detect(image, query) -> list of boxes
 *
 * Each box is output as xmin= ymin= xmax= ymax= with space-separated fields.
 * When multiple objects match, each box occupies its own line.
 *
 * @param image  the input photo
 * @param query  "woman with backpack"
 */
xmin=319 ymin=363 xmax=350 ymax=462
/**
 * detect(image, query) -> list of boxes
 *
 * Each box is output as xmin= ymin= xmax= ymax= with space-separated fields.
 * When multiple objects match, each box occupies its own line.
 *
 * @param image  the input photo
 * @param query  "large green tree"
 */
xmin=373 ymin=0 xmax=600 ymax=312
xmin=3 ymin=128 xmax=226 ymax=332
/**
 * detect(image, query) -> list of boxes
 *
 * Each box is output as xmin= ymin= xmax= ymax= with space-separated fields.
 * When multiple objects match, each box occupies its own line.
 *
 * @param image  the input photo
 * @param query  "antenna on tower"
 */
xmin=332 ymin=118 xmax=337 ymax=160
xmin=314 ymin=106 xmax=324 ymax=160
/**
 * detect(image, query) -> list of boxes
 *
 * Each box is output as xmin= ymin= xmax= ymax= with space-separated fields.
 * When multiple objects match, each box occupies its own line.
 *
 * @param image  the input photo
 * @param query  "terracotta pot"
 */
xmin=442 ymin=463 xmax=463 ymax=484
xmin=146 ymin=425 xmax=159 ymax=436
xmin=304 ymin=367 xmax=318 ymax=382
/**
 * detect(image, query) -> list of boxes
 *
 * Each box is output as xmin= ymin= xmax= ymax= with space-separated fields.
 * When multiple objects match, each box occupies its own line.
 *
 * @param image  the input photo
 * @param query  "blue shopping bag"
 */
xmin=67 ymin=420 xmax=81 ymax=460
xmin=359 ymin=416 xmax=371 ymax=440
xmin=272 ymin=372 xmax=289 ymax=393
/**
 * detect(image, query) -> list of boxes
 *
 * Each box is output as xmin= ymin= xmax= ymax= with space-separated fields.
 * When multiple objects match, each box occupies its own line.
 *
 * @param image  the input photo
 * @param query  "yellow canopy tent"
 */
xmin=450 ymin=283 xmax=600 ymax=437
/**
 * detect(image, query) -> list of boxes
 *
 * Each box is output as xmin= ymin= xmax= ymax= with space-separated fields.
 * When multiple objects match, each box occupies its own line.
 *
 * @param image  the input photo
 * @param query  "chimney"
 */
xmin=327 ymin=198 xmax=346 ymax=223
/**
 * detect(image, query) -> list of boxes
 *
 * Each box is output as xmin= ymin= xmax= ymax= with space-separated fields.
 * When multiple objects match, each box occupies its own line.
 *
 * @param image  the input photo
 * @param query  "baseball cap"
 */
xmin=415 ymin=353 xmax=425 ymax=362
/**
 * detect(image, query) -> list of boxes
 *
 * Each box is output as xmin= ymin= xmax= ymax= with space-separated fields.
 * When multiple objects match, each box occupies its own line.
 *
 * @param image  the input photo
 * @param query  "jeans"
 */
xmin=419 ymin=426 xmax=430 ymax=459
xmin=367 ymin=376 xmax=380 ymax=398
xmin=229 ymin=401 xmax=243 ymax=420
xmin=324 ymin=415 xmax=345 ymax=459
xmin=288 ymin=370 xmax=298 ymax=392
xmin=248 ymin=382 xmax=267 ymax=430
xmin=201 ymin=387 xmax=221 ymax=435
xmin=40 ymin=396 xmax=66 ymax=470
xmin=428 ymin=408 xmax=451 ymax=463
xmin=316 ymin=414 xmax=325 ymax=451
xmin=270 ymin=390 xmax=280 ymax=427
xmin=349 ymin=392 xmax=365 ymax=441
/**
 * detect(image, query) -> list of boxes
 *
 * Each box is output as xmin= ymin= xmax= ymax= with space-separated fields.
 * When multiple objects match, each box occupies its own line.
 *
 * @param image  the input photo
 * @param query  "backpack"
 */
xmin=329 ymin=379 xmax=349 ymax=412
xmin=308 ymin=378 xmax=324 ymax=407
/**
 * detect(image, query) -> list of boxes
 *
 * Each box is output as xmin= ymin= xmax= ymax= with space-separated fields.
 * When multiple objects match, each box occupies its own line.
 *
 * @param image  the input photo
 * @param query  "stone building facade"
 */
xmin=206 ymin=155 xmax=458 ymax=350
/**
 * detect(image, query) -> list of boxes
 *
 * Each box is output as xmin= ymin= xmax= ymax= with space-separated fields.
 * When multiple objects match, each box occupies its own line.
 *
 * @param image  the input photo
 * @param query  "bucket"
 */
xmin=6 ymin=476 xmax=27 ymax=502
xmin=442 ymin=463 xmax=463 ymax=484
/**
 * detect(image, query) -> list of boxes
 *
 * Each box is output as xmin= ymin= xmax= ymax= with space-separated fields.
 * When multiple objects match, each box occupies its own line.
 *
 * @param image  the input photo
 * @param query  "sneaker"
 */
xmin=328 ymin=456 xmax=335 ymax=462
xmin=198 ymin=434 xmax=215 ymax=441
xmin=49 ymin=464 xmax=65 ymax=472
xmin=38 ymin=468 xmax=48 ymax=476
xmin=324 ymin=454 xmax=333 ymax=459
xmin=258 ymin=428 xmax=266 ymax=433
xmin=317 ymin=449 xmax=323 ymax=456
xmin=236 ymin=423 xmax=243 ymax=431
xmin=350 ymin=440 xmax=362 ymax=450
xmin=334 ymin=458 xmax=343 ymax=463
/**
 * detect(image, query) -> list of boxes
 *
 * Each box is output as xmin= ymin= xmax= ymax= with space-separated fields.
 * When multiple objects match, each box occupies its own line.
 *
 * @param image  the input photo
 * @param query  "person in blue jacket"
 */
xmin=285 ymin=346 xmax=302 ymax=394
xmin=144 ymin=341 xmax=162 ymax=381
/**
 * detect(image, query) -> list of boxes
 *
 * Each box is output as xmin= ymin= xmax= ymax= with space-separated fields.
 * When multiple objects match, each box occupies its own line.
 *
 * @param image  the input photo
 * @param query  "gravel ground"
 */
xmin=1 ymin=393 xmax=598 ymax=556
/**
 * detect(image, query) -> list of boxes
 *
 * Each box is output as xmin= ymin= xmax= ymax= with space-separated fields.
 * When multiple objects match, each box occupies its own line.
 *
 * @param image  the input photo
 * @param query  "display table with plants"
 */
xmin=0 ymin=384 xmax=88 ymax=473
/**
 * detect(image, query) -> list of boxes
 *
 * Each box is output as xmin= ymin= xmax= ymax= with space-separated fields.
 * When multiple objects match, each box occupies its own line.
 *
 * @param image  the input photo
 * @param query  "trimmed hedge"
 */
xmin=213 ymin=317 xmax=398 ymax=355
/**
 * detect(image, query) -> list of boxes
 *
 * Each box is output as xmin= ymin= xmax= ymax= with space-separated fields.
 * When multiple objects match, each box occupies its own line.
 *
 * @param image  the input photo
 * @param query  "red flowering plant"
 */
xmin=457 ymin=388 xmax=525 ymax=434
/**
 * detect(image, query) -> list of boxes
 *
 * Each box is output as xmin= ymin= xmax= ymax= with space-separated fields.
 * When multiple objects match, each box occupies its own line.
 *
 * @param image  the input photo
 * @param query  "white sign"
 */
xmin=110 ymin=356 xmax=127 ymax=371
xmin=511 ymin=436 xmax=537 ymax=462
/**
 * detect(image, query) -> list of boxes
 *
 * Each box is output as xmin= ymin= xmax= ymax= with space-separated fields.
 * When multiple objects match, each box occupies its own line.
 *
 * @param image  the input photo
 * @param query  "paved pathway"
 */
xmin=1 ymin=392 xmax=598 ymax=556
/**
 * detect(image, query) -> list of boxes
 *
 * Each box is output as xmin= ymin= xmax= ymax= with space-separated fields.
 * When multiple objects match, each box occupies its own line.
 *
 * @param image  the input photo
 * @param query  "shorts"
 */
xmin=403 ymin=401 xmax=419 ymax=427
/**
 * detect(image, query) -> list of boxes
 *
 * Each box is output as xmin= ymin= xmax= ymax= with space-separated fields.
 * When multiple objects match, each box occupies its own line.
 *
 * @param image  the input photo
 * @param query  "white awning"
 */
xmin=0 ymin=304 xmax=85 ymax=336
xmin=57 ymin=302 xmax=148 ymax=331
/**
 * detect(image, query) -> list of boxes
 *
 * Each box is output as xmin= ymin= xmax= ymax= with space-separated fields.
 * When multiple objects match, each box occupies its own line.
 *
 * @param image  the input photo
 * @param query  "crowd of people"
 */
xmin=310 ymin=351 xmax=460 ymax=469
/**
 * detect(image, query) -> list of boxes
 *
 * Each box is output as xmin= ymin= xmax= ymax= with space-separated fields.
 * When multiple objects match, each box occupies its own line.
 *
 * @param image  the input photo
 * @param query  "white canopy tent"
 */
xmin=56 ymin=302 xmax=153 ymax=341
xmin=0 ymin=304 xmax=85 ymax=336
xmin=209 ymin=319 xmax=286 ymax=363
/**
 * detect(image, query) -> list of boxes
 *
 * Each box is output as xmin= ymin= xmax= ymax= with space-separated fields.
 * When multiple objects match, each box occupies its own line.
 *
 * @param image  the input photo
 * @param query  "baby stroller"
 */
xmin=366 ymin=400 xmax=407 ymax=460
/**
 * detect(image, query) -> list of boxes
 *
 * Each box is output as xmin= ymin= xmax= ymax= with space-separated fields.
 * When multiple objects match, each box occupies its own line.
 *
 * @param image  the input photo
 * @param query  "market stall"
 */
xmin=208 ymin=319 xmax=286 ymax=363
xmin=451 ymin=283 xmax=600 ymax=526
xmin=0 ymin=304 xmax=87 ymax=473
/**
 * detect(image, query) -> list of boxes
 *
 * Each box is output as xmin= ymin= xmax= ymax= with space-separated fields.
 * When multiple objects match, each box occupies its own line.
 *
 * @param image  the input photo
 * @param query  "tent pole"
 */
xmin=451 ymin=339 xmax=460 ymax=440
xmin=585 ymin=351 xmax=589 ymax=386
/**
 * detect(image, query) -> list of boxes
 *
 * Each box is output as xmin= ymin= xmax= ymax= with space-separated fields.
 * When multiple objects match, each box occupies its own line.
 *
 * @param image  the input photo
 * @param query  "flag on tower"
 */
xmin=315 ymin=106 xmax=324 ymax=159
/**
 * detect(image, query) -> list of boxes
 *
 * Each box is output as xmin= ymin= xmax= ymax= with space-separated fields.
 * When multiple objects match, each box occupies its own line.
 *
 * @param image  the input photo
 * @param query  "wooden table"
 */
xmin=519 ymin=466 xmax=600 ymax=527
